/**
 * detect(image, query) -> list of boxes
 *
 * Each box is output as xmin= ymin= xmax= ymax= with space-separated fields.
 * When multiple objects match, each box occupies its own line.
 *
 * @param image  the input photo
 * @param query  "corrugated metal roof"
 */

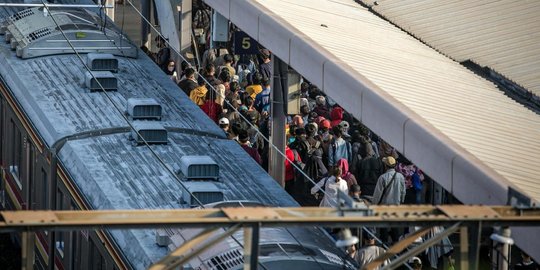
xmin=244 ymin=0 xmax=540 ymax=202
xmin=360 ymin=0 xmax=540 ymax=96
xmin=205 ymin=0 xmax=540 ymax=259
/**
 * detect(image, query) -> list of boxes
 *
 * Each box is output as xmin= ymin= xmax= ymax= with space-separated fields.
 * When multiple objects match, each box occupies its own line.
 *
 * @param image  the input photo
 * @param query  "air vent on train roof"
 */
xmin=0 ymin=7 xmax=138 ymax=59
xmin=180 ymin=181 xmax=223 ymax=208
xmin=87 ymin=53 xmax=119 ymax=73
xmin=85 ymin=71 xmax=118 ymax=92
xmin=130 ymin=121 xmax=168 ymax=145
xmin=127 ymin=98 xmax=162 ymax=120
xmin=179 ymin=156 xmax=219 ymax=180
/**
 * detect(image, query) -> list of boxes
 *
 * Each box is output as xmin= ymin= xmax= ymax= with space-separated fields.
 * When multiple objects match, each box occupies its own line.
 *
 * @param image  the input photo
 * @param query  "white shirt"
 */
xmin=355 ymin=245 xmax=388 ymax=270
xmin=311 ymin=176 xmax=348 ymax=207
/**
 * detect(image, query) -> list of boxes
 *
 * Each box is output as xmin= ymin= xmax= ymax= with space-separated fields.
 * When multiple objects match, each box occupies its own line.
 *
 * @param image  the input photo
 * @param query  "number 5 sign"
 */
xmin=233 ymin=31 xmax=260 ymax=55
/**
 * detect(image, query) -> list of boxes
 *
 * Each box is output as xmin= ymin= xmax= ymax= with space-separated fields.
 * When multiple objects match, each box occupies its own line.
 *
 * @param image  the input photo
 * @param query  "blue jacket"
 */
xmin=328 ymin=137 xmax=352 ymax=167
xmin=255 ymin=87 xmax=271 ymax=113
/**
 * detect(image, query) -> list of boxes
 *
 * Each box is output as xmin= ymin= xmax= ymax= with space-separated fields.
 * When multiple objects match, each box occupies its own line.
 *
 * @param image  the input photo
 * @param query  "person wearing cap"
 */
xmin=319 ymin=119 xmax=332 ymax=142
xmin=335 ymin=229 xmax=359 ymax=260
xmin=218 ymin=117 xmax=232 ymax=138
xmin=373 ymin=156 xmax=406 ymax=205
xmin=409 ymin=257 xmax=422 ymax=270
xmin=373 ymin=156 xmax=406 ymax=244
xmin=338 ymin=120 xmax=351 ymax=138
xmin=356 ymin=231 xmax=389 ymax=269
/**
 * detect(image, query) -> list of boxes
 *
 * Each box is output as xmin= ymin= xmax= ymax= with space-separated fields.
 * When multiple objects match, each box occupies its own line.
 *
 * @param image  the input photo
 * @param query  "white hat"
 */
xmin=335 ymin=229 xmax=359 ymax=248
xmin=218 ymin=118 xmax=229 ymax=125
xmin=408 ymin=257 xmax=422 ymax=265
xmin=338 ymin=120 xmax=350 ymax=129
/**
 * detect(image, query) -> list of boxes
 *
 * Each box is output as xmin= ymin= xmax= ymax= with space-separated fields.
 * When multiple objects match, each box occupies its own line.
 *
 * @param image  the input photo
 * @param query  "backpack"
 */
xmin=412 ymin=169 xmax=423 ymax=191
xmin=350 ymin=142 xmax=362 ymax=174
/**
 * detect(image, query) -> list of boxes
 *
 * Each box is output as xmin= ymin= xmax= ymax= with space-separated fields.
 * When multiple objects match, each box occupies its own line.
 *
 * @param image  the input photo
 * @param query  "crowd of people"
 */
xmin=146 ymin=41 xmax=537 ymax=269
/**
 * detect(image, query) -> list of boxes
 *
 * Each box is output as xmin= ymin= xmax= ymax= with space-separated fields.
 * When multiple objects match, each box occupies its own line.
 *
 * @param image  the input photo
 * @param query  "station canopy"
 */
xmin=203 ymin=0 xmax=540 ymax=258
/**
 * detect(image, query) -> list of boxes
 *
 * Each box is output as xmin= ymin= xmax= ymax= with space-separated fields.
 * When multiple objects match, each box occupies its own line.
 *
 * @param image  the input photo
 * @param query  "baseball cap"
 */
xmin=382 ymin=156 xmax=396 ymax=167
xmin=218 ymin=118 xmax=229 ymax=125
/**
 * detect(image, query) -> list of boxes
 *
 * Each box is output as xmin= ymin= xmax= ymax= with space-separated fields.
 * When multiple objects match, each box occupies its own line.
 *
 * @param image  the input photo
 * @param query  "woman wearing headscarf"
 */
xmin=337 ymin=158 xmax=357 ymax=190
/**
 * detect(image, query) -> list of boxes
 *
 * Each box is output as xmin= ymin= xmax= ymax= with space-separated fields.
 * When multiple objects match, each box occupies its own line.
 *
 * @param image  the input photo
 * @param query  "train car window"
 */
xmin=41 ymin=169 xmax=48 ymax=209
xmin=0 ymin=96 xmax=3 ymax=162
xmin=9 ymin=119 xmax=22 ymax=188
xmin=10 ymin=119 xmax=14 ymax=165
xmin=26 ymin=140 xmax=34 ymax=206
xmin=70 ymin=202 xmax=81 ymax=269
xmin=71 ymin=231 xmax=81 ymax=270
xmin=56 ymin=189 xmax=65 ymax=257
xmin=90 ymin=239 xmax=104 ymax=270
xmin=15 ymin=127 xmax=21 ymax=177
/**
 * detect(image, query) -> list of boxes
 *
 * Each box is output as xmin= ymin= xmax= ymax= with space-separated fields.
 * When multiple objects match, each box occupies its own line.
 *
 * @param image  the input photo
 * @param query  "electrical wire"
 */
xmin=99 ymin=3 xmax=341 ymax=269
xmin=119 ymin=3 xmax=345 ymax=269
xmin=124 ymin=0 xmax=335 ymax=203
xmin=38 ymin=0 xmax=209 ymax=214
xmin=38 ymin=2 xmax=273 ymax=269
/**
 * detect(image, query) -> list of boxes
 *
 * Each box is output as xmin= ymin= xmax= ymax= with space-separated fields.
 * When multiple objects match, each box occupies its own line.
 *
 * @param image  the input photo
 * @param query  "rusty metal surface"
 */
xmin=0 ymin=206 xmax=539 ymax=231
xmin=437 ymin=205 xmax=500 ymax=219
xmin=223 ymin=207 xmax=280 ymax=221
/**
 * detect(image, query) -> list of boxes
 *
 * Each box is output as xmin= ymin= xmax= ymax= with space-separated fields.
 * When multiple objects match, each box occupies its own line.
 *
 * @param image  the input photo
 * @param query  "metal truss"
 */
xmin=2 ymin=205 xmax=539 ymax=270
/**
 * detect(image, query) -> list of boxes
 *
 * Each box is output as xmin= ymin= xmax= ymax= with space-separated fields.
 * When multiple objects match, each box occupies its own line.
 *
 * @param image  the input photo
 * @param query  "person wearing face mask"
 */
xmin=164 ymin=60 xmax=178 ymax=83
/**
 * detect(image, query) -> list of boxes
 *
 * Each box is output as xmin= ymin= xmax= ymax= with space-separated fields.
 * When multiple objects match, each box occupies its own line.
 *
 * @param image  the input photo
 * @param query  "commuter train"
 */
xmin=0 ymin=5 xmax=354 ymax=270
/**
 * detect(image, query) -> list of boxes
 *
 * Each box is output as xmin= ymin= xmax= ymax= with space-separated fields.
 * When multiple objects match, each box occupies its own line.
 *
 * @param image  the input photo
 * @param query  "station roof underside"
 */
xmin=360 ymin=0 xmax=540 ymax=97
xmin=204 ymin=0 xmax=540 ymax=258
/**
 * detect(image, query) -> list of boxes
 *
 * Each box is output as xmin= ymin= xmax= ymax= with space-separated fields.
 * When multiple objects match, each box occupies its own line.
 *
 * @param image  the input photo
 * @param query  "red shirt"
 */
xmin=285 ymin=146 xmax=301 ymax=182
xmin=200 ymin=101 xmax=223 ymax=123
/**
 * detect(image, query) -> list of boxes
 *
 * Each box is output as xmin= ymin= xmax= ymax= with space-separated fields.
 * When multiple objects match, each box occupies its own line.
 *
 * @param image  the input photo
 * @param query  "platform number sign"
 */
xmin=234 ymin=31 xmax=260 ymax=55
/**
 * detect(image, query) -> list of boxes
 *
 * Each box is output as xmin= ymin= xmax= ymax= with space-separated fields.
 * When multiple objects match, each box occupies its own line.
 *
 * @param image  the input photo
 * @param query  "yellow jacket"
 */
xmin=190 ymin=85 xmax=208 ymax=106
xmin=246 ymin=84 xmax=263 ymax=99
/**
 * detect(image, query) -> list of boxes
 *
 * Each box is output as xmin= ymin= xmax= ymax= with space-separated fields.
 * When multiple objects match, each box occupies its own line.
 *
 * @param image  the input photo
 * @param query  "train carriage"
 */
xmin=0 ymin=3 xmax=353 ymax=270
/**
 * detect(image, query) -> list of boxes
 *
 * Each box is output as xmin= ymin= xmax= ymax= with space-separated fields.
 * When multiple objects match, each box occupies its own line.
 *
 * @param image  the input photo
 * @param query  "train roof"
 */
xmin=0 ymin=4 xmax=301 ymax=269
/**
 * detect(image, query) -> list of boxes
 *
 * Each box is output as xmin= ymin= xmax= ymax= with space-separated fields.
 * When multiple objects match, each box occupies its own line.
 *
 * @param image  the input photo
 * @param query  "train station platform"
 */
xmin=203 ymin=0 xmax=540 ymax=259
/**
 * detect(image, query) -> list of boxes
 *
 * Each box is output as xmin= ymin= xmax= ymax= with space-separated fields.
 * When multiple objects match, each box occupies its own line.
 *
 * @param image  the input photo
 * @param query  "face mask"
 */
xmin=168 ymin=66 xmax=175 ymax=72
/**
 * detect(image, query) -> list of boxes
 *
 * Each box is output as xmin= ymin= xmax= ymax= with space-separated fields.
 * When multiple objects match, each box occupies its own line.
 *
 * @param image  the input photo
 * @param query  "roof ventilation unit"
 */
xmin=130 ymin=121 xmax=168 ymax=145
xmin=155 ymin=229 xmax=171 ymax=247
xmin=1 ymin=7 xmax=138 ymax=58
xmin=85 ymin=71 xmax=117 ymax=92
xmin=181 ymin=181 xmax=223 ymax=207
xmin=87 ymin=53 xmax=119 ymax=73
xmin=126 ymin=98 xmax=162 ymax=120
xmin=179 ymin=156 xmax=219 ymax=180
